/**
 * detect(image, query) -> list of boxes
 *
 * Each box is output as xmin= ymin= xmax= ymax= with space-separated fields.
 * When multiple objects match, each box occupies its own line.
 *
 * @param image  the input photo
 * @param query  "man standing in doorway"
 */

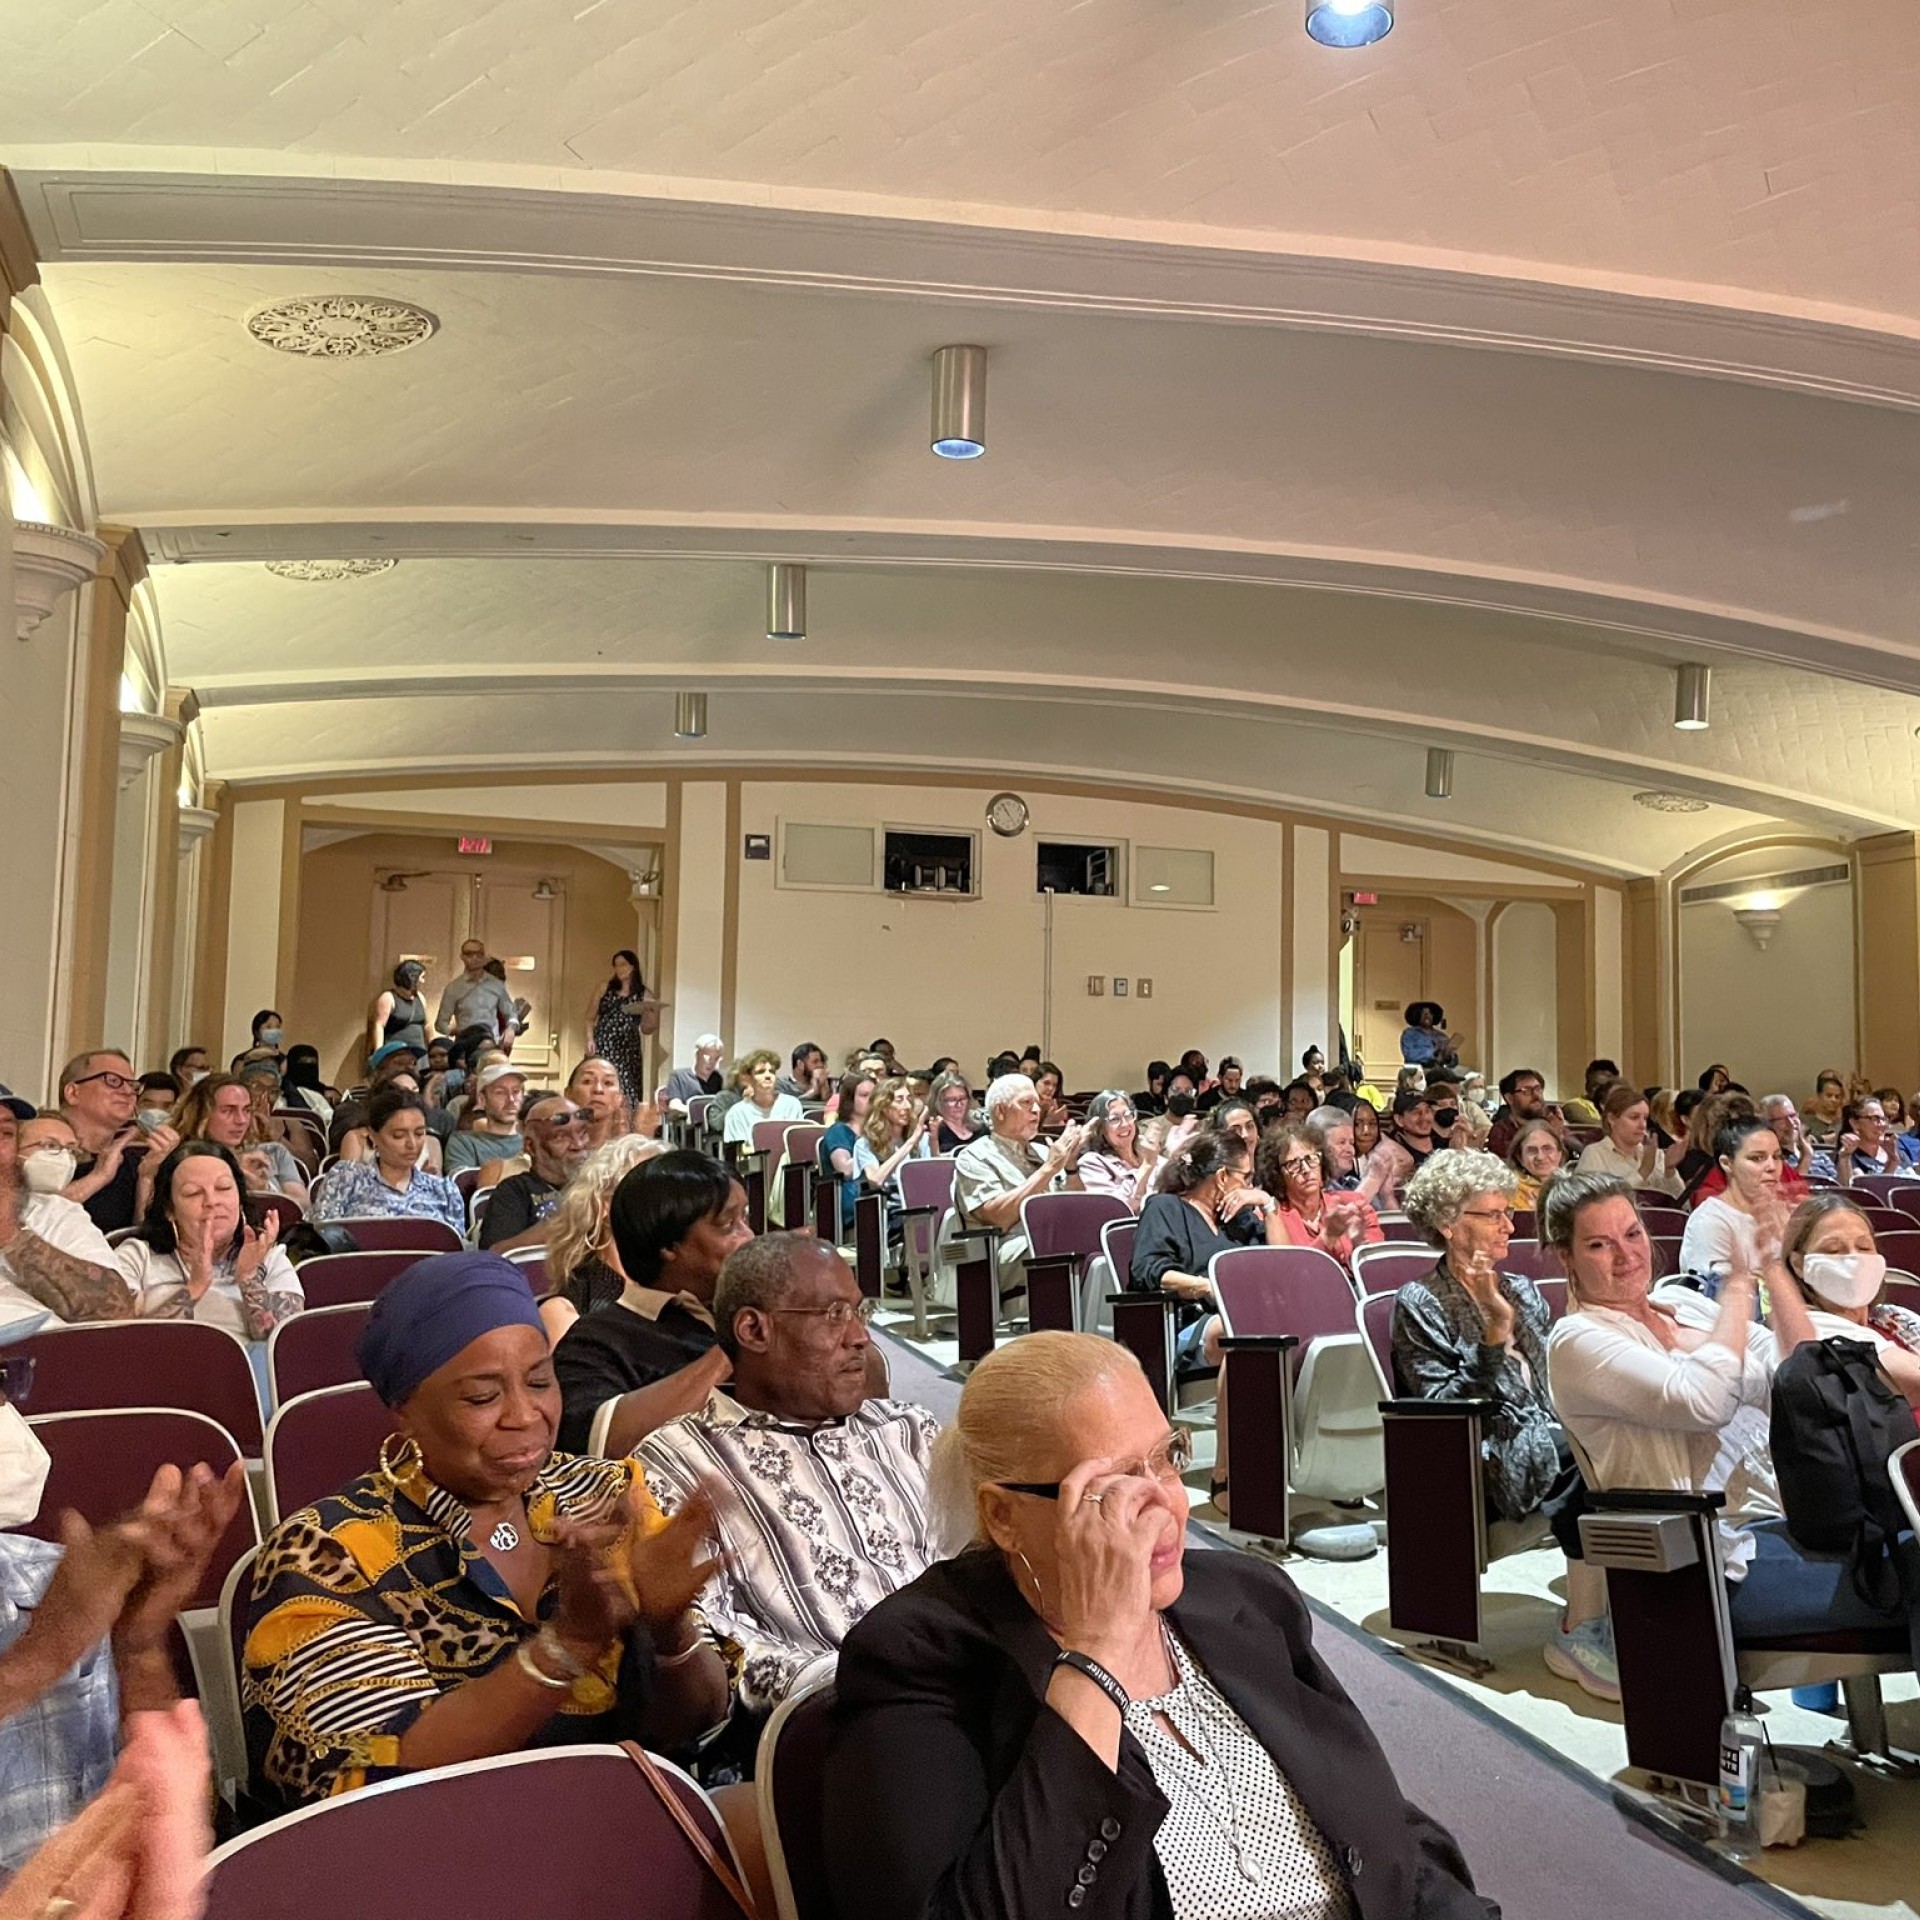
xmin=435 ymin=940 xmax=521 ymax=1049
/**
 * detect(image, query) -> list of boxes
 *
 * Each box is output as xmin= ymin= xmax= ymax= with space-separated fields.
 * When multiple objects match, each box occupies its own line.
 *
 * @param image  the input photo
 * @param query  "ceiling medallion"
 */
xmin=264 ymin=559 xmax=399 ymax=582
xmin=1632 ymin=790 xmax=1710 ymax=814
xmin=245 ymin=295 xmax=438 ymax=360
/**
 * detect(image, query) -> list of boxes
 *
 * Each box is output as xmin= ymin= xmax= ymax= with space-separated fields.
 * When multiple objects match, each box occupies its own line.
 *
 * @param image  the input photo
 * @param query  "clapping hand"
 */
xmin=549 ymin=1507 xmax=641 ymax=1664
xmin=1458 ymin=1247 xmax=1514 ymax=1343
xmin=626 ymin=1489 xmax=721 ymax=1636
xmin=232 ymin=1212 xmax=280 ymax=1287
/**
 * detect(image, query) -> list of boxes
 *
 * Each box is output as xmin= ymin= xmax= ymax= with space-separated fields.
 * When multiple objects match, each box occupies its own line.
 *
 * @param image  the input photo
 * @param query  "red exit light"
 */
xmin=458 ymin=836 xmax=493 ymax=856
xmin=1350 ymin=890 xmax=1377 ymax=906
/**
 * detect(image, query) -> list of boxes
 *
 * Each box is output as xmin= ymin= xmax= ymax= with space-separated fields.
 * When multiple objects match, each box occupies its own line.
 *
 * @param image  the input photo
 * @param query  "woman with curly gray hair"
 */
xmin=1392 ymin=1149 xmax=1613 ymax=1699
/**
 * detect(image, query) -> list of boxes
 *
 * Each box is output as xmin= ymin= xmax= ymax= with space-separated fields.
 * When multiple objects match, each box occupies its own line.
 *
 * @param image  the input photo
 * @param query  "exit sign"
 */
xmin=1350 ymin=890 xmax=1377 ymax=906
xmin=458 ymin=836 xmax=493 ymax=856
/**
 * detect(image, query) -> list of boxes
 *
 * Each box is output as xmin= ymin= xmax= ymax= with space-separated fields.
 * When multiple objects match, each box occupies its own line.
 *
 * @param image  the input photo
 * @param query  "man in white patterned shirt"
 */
xmin=637 ymin=1233 xmax=939 ymax=1736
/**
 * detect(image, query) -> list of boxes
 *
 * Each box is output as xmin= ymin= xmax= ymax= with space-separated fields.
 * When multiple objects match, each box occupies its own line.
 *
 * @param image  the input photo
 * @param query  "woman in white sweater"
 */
xmin=1574 ymin=1082 xmax=1682 ymax=1197
xmin=1678 ymin=1115 xmax=1786 ymax=1283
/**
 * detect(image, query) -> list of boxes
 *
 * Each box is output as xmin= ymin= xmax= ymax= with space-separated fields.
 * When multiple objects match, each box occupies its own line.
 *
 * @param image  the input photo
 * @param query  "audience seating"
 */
xmin=213 ymin=1545 xmax=260 ymax=1799
xmin=1374 ymin=1214 xmax=1426 ymax=1243
xmin=1638 ymin=1206 xmax=1689 ymax=1239
xmin=1581 ymin=1488 xmax=1912 ymax=1788
xmin=267 ymin=1301 xmax=374 ymax=1407
xmin=294 ymin=1249 xmax=430 ymax=1310
xmin=324 ymin=1216 xmax=463 ymax=1255
xmin=1875 ymin=1229 xmax=1920 ymax=1279
xmin=23 ymin=1408 xmax=258 ymax=1610
xmin=1208 ymin=1246 xmax=1381 ymax=1545
xmin=1856 ymin=1205 xmax=1910 ymax=1239
xmin=1020 ymin=1190 xmax=1130 ymax=1335
xmin=893 ymin=1156 xmax=957 ymax=1340
xmin=12 ymin=1319 xmax=264 ymax=1451
xmin=1845 ymin=1173 xmax=1919 ymax=1204
xmin=201 ymin=1746 xmax=749 ymax=1920
xmin=1887 ymin=1187 xmax=1920 ymax=1226
xmin=469 ymin=1186 xmax=494 ymax=1235
xmin=252 ymin=1191 xmax=306 ymax=1238
xmin=755 ymin=1664 xmax=837 ymax=1920
xmin=1893 ymin=1438 xmax=1920 ymax=1536
xmin=1351 ymin=1244 xmax=1436 ymax=1297
xmin=264 ymin=1382 xmax=401 ymax=1525
xmin=1497 ymin=1239 xmax=1561 ymax=1285
xmin=452 ymin=1165 xmax=483 ymax=1201
xmin=774 ymin=1122 xmax=828 ymax=1229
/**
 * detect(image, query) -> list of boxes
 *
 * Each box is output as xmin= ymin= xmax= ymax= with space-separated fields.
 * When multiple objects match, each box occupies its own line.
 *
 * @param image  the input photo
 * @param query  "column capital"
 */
xmin=0 ymin=170 xmax=39 ymax=323
xmin=92 ymin=524 xmax=150 ymax=607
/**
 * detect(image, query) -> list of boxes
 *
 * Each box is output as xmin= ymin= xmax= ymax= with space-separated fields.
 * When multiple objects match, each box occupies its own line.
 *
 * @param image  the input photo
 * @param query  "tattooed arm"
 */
xmin=0 ymin=1229 xmax=137 ymax=1320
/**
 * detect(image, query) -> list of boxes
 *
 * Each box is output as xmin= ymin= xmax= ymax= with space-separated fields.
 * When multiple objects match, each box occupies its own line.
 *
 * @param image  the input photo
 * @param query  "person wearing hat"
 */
xmin=0 ymin=1098 xmax=136 ymax=1324
xmin=241 ymin=1250 xmax=730 ymax=1816
xmin=444 ymin=1062 xmax=528 ymax=1177
xmin=0 ymin=1306 xmax=246 ymax=1873
xmin=1400 ymin=1001 xmax=1459 ymax=1070
xmin=1390 ymin=1086 xmax=1444 ymax=1171
xmin=367 ymin=959 xmax=432 ymax=1070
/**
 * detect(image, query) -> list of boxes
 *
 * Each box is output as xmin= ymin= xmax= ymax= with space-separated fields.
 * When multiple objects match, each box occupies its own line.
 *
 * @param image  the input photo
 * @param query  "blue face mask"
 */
xmin=258 ymin=1028 xmax=284 ymax=1048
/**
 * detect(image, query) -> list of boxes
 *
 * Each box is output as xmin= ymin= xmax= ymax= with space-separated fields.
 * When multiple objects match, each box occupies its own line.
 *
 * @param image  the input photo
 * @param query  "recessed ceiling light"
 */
xmin=264 ymin=559 xmax=398 ymax=582
xmin=930 ymin=345 xmax=987 ymax=459
xmin=246 ymin=295 xmax=439 ymax=360
xmin=1305 ymin=0 xmax=1394 ymax=47
xmin=1633 ymin=791 xmax=1710 ymax=814
xmin=1672 ymin=664 xmax=1711 ymax=731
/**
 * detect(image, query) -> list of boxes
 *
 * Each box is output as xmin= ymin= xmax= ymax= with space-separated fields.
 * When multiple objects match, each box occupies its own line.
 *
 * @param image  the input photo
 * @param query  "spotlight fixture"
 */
xmin=674 ymin=692 xmax=707 ymax=740
xmin=930 ymin=345 xmax=987 ymax=459
xmin=1305 ymin=0 xmax=1395 ymax=47
xmin=1424 ymin=747 xmax=1454 ymax=801
xmin=1673 ymin=664 xmax=1711 ymax=731
xmin=767 ymin=563 xmax=806 ymax=641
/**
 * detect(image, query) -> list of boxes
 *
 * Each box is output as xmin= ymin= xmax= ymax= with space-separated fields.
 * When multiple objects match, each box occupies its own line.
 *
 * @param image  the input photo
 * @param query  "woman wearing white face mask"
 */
xmin=0 ymin=1108 xmax=136 ymax=1324
xmin=1775 ymin=1194 xmax=1920 ymax=1401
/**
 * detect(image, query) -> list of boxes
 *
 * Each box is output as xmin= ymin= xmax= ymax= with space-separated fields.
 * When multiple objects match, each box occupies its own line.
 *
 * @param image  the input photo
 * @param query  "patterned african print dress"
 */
xmin=591 ymin=982 xmax=648 ymax=1107
xmin=242 ymin=1448 xmax=667 ymax=1812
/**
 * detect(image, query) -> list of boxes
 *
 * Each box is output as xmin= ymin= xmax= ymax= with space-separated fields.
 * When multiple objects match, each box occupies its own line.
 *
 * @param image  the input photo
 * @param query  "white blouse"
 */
xmin=116 ymin=1240 xmax=305 ymax=1341
xmin=1575 ymin=1136 xmax=1681 ymax=1197
xmin=1123 ymin=1631 xmax=1352 ymax=1920
xmin=1678 ymin=1196 xmax=1769 ymax=1280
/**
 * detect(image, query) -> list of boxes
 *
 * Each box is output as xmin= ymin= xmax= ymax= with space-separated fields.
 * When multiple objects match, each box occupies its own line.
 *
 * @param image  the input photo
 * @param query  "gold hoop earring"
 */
xmin=1012 ymin=1546 xmax=1046 ymax=1617
xmin=377 ymin=1432 xmax=422 ymax=1486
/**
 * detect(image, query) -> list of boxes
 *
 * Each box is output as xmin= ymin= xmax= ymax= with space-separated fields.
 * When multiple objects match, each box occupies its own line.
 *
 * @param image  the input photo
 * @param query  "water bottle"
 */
xmin=1717 ymin=1686 xmax=1763 ymax=1862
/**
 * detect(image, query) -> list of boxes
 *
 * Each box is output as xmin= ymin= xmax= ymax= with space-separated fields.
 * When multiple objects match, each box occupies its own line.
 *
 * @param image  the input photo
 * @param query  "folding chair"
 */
xmin=773 ymin=1123 xmax=828 ymax=1228
xmin=12 ymin=1319 xmax=264 ymax=1452
xmin=756 ymin=1662 xmax=837 ymax=1920
xmin=1493 ymin=1237 xmax=1558 ymax=1285
xmin=267 ymin=1301 xmax=374 ymax=1407
xmin=1350 ymin=1243 xmax=1436 ymax=1297
xmin=1208 ymin=1245 xmax=1380 ymax=1545
xmin=324 ymin=1216 xmax=463 ymax=1255
xmin=24 ymin=1408 xmax=258 ymax=1609
xmin=893 ymin=1156 xmax=957 ymax=1340
xmin=293 ymin=1249 xmax=428 ymax=1310
xmin=264 ymin=1382 xmax=401 ymax=1525
xmin=202 ymin=1746 xmax=749 ymax=1920
xmin=1106 ymin=1220 xmax=1205 ymax=1417
xmin=1020 ymin=1191 xmax=1130 ymax=1335
xmin=1857 ymin=1206 xmax=1910 ymax=1240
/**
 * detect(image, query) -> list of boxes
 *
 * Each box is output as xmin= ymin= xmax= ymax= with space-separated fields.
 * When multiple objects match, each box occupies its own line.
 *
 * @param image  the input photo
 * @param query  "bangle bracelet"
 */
xmin=656 ymin=1636 xmax=709 ymax=1669
xmin=1054 ymin=1650 xmax=1130 ymax=1715
xmin=515 ymin=1640 xmax=573 ymax=1690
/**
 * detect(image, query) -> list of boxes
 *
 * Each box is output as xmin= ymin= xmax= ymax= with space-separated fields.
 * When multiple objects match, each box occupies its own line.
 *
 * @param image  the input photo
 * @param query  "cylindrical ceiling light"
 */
xmin=674 ymin=691 xmax=707 ymax=740
xmin=1305 ymin=0 xmax=1395 ymax=47
xmin=930 ymin=345 xmax=987 ymax=460
xmin=1673 ymin=664 xmax=1711 ymax=731
xmin=1424 ymin=747 xmax=1454 ymax=801
xmin=767 ymin=562 xmax=806 ymax=641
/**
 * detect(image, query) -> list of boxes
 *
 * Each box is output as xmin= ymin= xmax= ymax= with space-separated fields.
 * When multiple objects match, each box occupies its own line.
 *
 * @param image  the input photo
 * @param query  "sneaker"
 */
xmin=1544 ymin=1616 xmax=1622 ymax=1702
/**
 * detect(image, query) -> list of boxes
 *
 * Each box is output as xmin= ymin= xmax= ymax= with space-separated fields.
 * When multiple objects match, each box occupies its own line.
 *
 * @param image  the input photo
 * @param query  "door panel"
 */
xmin=475 ymin=873 xmax=563 ymax=1086
xmin=371 ymin=874 xmax=463 ymax=1018
xmin=1354 ymin=917 xmax=1426 ymax=1069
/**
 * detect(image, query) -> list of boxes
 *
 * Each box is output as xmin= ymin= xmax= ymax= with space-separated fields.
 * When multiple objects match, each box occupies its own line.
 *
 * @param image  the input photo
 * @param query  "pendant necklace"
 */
xmin=1158 ymin=1624 xmax=1262 ymax=1885
xmin=488 ymin=1519 xmax=520 ymax=1552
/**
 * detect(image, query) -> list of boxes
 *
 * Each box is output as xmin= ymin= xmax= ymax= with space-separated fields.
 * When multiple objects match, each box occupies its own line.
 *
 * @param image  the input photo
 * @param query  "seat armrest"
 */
xmin=1379 ymin=1396 xmax=1495 ymax=1418
xmin=1219 ymin=1335 xmax=1300 ymax=1353
xmin=1587 ymin=1486 xmax=1727 ymax=1515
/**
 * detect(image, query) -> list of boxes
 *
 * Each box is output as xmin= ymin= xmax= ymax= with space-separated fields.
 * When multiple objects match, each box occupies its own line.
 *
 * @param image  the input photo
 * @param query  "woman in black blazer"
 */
xmin=823 ymin=1332 xmax=1496 ymax=1920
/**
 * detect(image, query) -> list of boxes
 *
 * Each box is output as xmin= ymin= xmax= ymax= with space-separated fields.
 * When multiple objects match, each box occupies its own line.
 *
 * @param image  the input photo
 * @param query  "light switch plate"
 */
xmin=1114 ymin=977 xmax=1129 ymax=997
xmin=1087 ymin=975 xmax=1105 ymax=996
xmin=1137 ymin=978 xmax=1153 ymax=998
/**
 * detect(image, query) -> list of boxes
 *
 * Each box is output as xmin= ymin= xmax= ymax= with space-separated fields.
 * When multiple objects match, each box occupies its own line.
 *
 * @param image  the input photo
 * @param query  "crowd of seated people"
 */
xmin=16 ymin=1008 xmax=1920 ymax=1912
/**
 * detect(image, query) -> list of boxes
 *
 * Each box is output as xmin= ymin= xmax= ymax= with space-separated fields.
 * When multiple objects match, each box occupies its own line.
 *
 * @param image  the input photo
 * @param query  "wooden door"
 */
xmin=1354 ymin=916 xmax=1427 ymax=1072
xmin=371 ymin=872 xmax=463 ymax=1023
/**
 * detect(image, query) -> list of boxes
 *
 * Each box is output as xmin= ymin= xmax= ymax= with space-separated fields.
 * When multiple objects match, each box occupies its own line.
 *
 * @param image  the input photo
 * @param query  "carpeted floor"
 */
xmin=876 ymin=1325 xmax=1812 ymax=1920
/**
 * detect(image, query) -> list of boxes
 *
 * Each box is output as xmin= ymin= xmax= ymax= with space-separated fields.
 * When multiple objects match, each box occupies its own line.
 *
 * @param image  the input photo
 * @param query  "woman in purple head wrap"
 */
xmin=239 ymin=1249 xmax=727 ymax=1817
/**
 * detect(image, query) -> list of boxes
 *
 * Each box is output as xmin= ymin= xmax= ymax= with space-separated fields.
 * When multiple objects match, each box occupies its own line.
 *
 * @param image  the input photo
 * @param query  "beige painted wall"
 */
xmin=732 ymin=782 xmax=1284 ymax=1089
xmin=1679 ymin=883 xmax=1856 ymax=1097
xmin=291 ymin=831 xmax=639 ymax=1088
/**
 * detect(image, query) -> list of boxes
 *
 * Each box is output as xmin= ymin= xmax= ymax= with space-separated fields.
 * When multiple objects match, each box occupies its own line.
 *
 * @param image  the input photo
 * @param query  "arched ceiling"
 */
xmin=4 ymin=0 xmax=1918 ymax=877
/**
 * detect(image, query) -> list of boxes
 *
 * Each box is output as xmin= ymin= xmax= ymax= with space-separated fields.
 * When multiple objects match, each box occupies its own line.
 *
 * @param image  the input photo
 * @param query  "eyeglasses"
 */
xmin=1279 ymin=1156 xmax=1319 ymax=1178
xmin=1000 ymin=1428 xmax=1193 ymax=1499
xmin=541 ymin=1112 xmax=589 ymax=1130
xmin=70 ymin=1071 xmax=135 ymax=1094
xmin=768 ymin=1297 xmax=880 ymax=1332
xmin=1461 ymin=1207 xmax=1516 ymax=1225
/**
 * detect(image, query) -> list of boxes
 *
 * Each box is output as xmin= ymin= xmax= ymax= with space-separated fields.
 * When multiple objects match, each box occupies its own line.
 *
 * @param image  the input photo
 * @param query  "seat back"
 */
xmin=452 ymin=1166 xmax=483 ymax=1201
xmin=896 ymin=1156 xmax=957 ymax=1234
xmin=1350 ymin=1244 xmax=1435 ymax=1297
xmin=1102 ymin=1216 xmax=1139 ymax=1287
xmin=25 ymin=1409 xmax=256 ymax=1609
xmin=1875 ymin=1229 xmax=1920 ymax=1280
xmin=1857 ymin=1206 xmax=1910 ymax=1239
xmin=1887 ymin=1186 xmax=1920 ymax=1225
xmin=1638 ymin=1205 xmax=1689 ymax=1239
xmin=1499 ymin=1238 xmax=1561 ymax=1284
xmin=252 ymin=1191 xmax=306 ymax=1238
xmin=1847 ymin=1173 xmax=1916 ymax=1204
xmin=756 ymin=1667 xmax=837 ymax=1920
xmin=294 ymin=1249 xmax=428 ymax=1310
xmin=265 ymin=1383 xmax=401 ymax=1525
xmin=1357 ymin=1291 xmax=1398 ymax=1395
xmin=1651 ymin=1235 xmax=1682 ymax=1277
xmin=1209 ymin=1245 xmax=1360 ymax=1349
xmin=1021 ymin=1190 xmax=1130 ymax=1263
xmin=12 ymin=1319 xmax=264 ymax=1451
xmin=1373 ymin=1214 xmax=1426 ymax=1242
xmin=687 ymin=1095 xmax=717 ymax=1134
xmin=750 ymin=1119 xmax=790 ymax=1158
xmin=1893 ymin=1439 xmax=1920 ymax=1537
xmin=1533 ymin=1275 xmax=1570 ymax=1321
xmin=268 ymin=1301 xmax=374 ymax=1407
xmin=202 ymin=1745 xmax=747 ymax=1920
xmin=324 ymin=1216 xmax=462 ymax=1255
xmin=781 ymin=1123 xmax=828 ymax=1170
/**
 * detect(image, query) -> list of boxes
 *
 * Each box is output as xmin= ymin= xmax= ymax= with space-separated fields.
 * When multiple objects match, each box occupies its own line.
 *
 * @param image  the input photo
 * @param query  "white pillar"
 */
xmin=1592 ymin=885 xmax=1624 ymax=1067
xmin=1288 ymin=824 xmax=1334 ymax=1071
xmin=670 ymin=783 xmax=728 ymax=1059
xmin=223 ymin=799 xmax=286 ymax=1059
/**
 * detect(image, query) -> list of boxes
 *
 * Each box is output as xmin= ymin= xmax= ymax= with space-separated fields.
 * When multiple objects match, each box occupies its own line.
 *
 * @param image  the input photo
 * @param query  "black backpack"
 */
xmin=1770 ymin=1335 xmax=1919 ymax=1610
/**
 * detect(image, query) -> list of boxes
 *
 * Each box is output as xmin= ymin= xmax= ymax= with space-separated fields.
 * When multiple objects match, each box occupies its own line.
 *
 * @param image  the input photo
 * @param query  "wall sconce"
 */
xmin=1424 ymin=747 xmax=1453 ymax=800
xmin=674 ymin=692 xmax=707 ymax=740
xmin=1732 ymin=907 xmax=1781 ymax=951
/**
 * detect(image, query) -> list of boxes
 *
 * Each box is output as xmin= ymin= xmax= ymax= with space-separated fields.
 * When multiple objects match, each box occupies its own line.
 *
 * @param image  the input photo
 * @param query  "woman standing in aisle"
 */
xmin=584 ymin=949 xmax=656 ymax=1108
